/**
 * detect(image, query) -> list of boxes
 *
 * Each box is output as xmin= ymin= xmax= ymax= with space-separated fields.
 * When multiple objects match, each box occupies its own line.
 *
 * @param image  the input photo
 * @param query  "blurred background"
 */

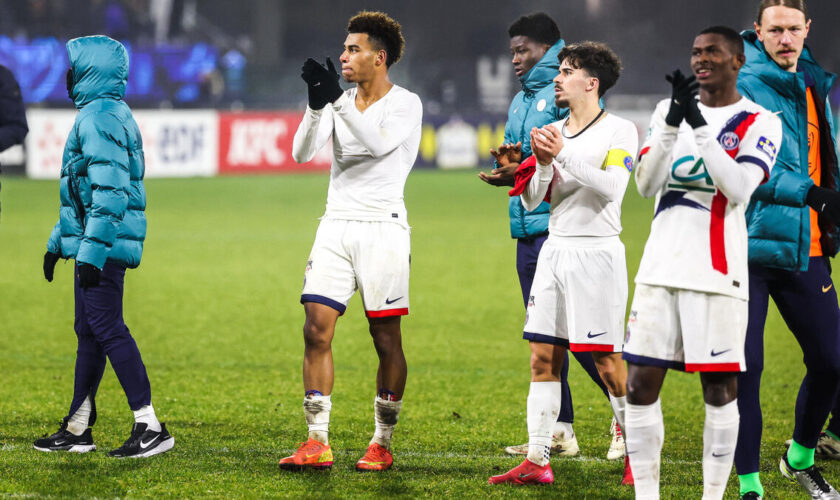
xmin=1 ymin=0 xmax=839 ymax=176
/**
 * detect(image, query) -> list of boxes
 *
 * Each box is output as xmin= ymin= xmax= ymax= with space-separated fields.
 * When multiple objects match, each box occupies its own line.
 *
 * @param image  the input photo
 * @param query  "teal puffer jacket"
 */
xmin=501 ymin=40 xmax=569 ymax=239
xmin=46 ymin=35 xmax=146 ymax=269
xmin=738 ymin=31 xmax=838 ymax=271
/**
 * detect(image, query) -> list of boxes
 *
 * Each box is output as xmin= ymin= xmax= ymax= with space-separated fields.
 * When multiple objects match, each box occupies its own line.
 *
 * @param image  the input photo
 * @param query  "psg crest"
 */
xmin=719 ymin=131 xmax=740 ymax=151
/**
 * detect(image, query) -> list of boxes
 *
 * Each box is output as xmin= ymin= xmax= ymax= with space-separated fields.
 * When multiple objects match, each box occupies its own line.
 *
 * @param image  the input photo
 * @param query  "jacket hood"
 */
xmin=521 ymin=39 xmax=564 ymax=94
xmin=67 ymin=35 xmax=128 ymax=109
xmin=741 ymin=30 xmax=835 ymax=98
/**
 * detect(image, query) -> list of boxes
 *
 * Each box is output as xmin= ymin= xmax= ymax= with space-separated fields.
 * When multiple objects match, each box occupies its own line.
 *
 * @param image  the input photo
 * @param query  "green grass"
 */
xmin=0 ymin=170 xmax=835 ymax=498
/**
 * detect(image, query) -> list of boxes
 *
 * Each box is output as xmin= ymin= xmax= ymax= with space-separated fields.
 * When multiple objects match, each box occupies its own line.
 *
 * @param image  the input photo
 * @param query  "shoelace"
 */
xmin=803 ymin=466 xmax=831 ymax=492
xmin=299 ymin=441 xmax=323 ymax=455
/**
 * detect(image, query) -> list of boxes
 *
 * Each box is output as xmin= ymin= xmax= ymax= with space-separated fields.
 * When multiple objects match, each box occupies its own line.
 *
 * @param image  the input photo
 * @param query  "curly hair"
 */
xmin=557 ymin=41 xmax=622 ymax=97
xmin=347 ymin=11 xmax=405 ymax=67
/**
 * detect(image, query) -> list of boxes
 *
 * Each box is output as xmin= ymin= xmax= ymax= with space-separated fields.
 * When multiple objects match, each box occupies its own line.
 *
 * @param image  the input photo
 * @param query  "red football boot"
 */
xmin=489 ymin=459 xmax=554 ymax=485
xmin=356 ymin=443 xmax=393 ymax=471
xmin=279 ymin=438 xmax=333 ymax=470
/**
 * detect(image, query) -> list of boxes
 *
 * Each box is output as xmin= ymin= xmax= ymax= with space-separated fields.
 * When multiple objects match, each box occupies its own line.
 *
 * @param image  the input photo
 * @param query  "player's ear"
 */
xmin=587 ymin=77 xmax=599 ymax=93
xmin=754 ymin=22 xmax=763 ymax=42
xmin=734 ymin=52 xmax=745 ymax=71
xmin=376 ymin=49 xmax=387 ymax=67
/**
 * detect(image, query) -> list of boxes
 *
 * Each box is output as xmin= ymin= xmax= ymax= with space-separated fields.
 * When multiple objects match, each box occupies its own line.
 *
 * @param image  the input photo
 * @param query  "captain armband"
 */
xmin=602 ymin=148 xmax=634 ymax=172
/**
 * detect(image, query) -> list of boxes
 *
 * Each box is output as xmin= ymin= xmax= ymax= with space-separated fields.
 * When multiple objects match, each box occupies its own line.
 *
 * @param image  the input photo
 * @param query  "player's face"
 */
xmin=509 ymin=36 xmax=549 ymax=78
xmin=691 ymin=34 xmax=743 ymax=91
xmin=339 ymin=33 xmax=385 ymax=83
xmin=755 ymin=6 xmax=810 ymax=72
xmin=553 ymin=60 xmax=597 ymax=108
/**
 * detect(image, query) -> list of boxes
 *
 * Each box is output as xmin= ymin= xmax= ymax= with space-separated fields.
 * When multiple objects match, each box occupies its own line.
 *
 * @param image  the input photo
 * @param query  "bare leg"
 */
xmin=302 ymin=302 xmax=340 ymax=395
xmin=369 ymin=316 xmax=407 ymax=398
xmin=592 ymin=351 xmax=628 ymax=397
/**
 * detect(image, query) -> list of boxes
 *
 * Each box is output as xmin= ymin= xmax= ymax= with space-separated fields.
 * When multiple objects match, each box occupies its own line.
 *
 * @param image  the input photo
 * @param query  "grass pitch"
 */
xmin=0 ymin=170 xmax=835 ymax=498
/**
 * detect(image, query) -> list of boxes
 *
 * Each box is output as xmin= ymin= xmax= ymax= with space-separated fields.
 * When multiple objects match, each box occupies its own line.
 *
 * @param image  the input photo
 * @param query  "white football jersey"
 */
xmin=523 ymin=113 xmax=638 ymax=237
xmin=634 ymin=97 xmax=783 ymax=300
xmin=292 ymin=85 xmax=422 ymax=226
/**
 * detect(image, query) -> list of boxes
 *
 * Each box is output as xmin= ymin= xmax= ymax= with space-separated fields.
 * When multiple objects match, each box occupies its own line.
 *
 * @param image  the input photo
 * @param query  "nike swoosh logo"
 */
xmin=587 ymin=331 xmax=607 ymax=338
xmin=711 ymin=451 xmax=731 ymax=457
xmin=139 ymin=438 xmax=157 ymax=449
xmin=710 ymin=349 xmax=731 ymax=357
xmin=385 ymin=297 xmax=403 ymax=305
xmin=518 ymin=472 xmax=535 ymax=479
xmin=823 ymin=284 xmax=833 ymax=293
xmin=54 ymin=440 xmax=67 ymax=446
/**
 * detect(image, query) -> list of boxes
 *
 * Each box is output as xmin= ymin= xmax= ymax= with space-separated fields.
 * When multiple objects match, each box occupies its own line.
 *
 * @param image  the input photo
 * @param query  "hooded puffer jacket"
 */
xmin=47 ymin=35 xmax=146 ymax=269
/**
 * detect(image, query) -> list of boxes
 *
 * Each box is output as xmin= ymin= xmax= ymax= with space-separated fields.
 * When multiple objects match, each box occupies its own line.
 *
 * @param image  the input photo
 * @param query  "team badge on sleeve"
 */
xmin=719 ymin=132 xmax=740 ymax=151
xmin=757 ymin=136 xmax=777 ymax=160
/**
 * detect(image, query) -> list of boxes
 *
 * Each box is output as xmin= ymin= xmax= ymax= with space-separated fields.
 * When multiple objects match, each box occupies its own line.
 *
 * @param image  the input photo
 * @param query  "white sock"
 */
xmin=703 ymin=400 xmax=739 ymax=500
xmin=371 ymin=396 xmax=402 ymax=449
xmin=526 ymin=381 xmax=561 ymax=466
xmin=133 ymin=404 xmax=161 ymax=432
xmin=609 ymin=394 xmax=627 ymax=434
xmin=67 ymin=395 xmax=91 ymax=436
xmin=303 ymin=394 xmax=331 ymax=445
xmin=626 ymin=399 xmax=664 ymax=500
xmin=553 ymin=420 xmax=574 ymax=439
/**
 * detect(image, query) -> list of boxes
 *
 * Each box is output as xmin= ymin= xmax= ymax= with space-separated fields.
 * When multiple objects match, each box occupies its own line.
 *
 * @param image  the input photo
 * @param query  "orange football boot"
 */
xmin=355 ymin=443 xmax=393 ymax=471
xmin=279 ymin=438 xmax=333 ymax=470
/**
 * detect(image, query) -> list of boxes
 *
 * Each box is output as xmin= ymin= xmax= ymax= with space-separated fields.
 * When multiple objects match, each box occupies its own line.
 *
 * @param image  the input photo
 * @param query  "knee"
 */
xmin=369 ymin=320 xmax=402 ymax=353
xmin=625 ymin=376 xmax=645 ymax=402
xmin=303 ymin=320 xmax=332 ymax=351
xmin=91 ymin=324 xmax=132 ymax=353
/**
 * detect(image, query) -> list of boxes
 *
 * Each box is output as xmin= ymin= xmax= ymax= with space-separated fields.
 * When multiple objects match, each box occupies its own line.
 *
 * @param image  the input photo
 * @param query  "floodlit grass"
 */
xmin=0 ymin=170 xmax=836 ymax=498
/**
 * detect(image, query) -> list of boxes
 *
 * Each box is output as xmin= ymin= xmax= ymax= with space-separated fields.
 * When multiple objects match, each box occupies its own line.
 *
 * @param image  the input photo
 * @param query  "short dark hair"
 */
xmin=347 ymin=11 xmax=405 ymax=67
xmin=698 ymin=25 xmax=745 ymax=55
xmin=756 ymin=0 xmax=808 ymax=24
xmin=557 ymin=41 xmax=622 ymax=97
xmin=508 ymin=12 xmax=561 ymax=46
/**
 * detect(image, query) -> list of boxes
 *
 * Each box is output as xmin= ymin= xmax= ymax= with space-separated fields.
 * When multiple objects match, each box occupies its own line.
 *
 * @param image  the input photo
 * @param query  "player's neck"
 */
xmin=699 ymin=85 xmax=741 ymax=108
xmin=355 ymin=75 xmax=394 ymax=112
xmin=566 ymin=99 xmax=604 ymax=135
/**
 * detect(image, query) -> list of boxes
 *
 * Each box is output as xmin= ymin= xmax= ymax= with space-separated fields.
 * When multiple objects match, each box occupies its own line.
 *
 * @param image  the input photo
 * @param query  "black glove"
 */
xmin=43 ymin=251 xmax=60 ymax=282
xmin=78 ymin=264 xmax=101 ymax=290
xmin=664 ymin=69 xmax=700 ymax=127
xmin=684 ymin=92 xmax=707 ymax=129
xmin=806 ymin=186 xmax=840 ymax=225
xmin=300 ymin=57 xmax=343 ymax=110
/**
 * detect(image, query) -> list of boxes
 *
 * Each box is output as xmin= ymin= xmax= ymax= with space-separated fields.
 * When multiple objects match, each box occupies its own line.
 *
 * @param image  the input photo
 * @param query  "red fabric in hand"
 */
xmin=508 ymin=155 xmax=551 ymax=203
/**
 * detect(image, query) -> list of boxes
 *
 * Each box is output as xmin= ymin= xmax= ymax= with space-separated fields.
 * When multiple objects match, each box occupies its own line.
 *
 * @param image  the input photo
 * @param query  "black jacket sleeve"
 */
xmin=0 ymin=65 xmax=29 ymax=152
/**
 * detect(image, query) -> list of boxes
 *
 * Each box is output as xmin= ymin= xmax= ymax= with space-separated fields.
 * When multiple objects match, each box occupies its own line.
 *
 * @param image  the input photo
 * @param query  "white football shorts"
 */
xmin=301 ymin=219 xmax=410 ymax=318
xmin=523 ymin=235 xmax=628 ymax=352
xmin=623 ymin=283 xmax=747 ymax=372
